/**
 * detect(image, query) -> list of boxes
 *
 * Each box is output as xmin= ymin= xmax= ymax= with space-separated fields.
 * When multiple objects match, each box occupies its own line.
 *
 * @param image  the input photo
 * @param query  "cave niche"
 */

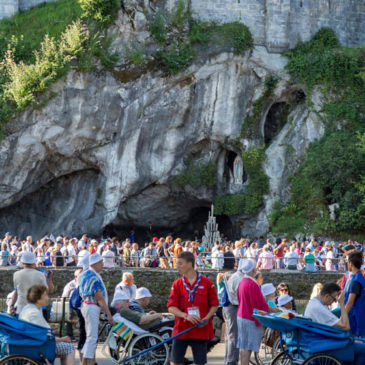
xmin=226 ymin=151 xmax=246 ymax=186
xmin=264 ymin=102 xmax=290 ymax=145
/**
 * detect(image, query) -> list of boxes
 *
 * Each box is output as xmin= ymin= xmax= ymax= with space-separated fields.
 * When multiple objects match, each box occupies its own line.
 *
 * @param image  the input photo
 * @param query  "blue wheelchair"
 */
xmin=253 ymin=313 xmax=365 ymax=365
xmin=0 ymin=312 xmax=55 ymax=365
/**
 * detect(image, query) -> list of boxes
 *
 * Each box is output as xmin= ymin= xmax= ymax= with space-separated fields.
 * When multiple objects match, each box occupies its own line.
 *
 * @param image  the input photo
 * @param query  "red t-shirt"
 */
xmin=237 ymin=277 xmax=268 ymax=326
xmin=167 ymin=274 xmax=219 ymax=340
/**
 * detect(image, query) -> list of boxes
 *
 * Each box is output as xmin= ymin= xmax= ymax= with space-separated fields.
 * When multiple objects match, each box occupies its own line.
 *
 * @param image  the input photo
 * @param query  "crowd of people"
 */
xmin=0 ymin=231 xmax=363 ymax=271
xmin=4 ymin=243 xmax=365 ymax=365
xmin=4 ymin=229 xmax=365 ymax=365
xmin=221 ymin=250 xmax=365 ymax=365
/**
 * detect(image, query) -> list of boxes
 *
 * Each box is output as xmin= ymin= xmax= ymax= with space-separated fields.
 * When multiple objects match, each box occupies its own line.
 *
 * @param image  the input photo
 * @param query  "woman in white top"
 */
xmin=19 ymin=285 xmax=75 ymax=365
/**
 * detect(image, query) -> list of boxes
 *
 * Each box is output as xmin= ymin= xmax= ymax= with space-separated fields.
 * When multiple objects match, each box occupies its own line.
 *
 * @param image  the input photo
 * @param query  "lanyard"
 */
xmin=183 ymin=271 xmax=201 ymax=304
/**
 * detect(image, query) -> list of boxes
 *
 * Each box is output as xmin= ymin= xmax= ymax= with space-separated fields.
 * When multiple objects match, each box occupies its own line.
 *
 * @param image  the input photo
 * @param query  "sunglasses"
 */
xmin=280 ymin=288 xmax=289 ymax=292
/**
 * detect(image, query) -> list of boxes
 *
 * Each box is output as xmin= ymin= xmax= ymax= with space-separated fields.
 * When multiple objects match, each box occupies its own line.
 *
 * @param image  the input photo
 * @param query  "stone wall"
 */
xmin=0 ymin=268 xmax=343 ymax=312
xmin=0 ymin=0 xmax=57 ymax=19
xmin=2 ymin=0 xmax=364 ymax=51
xmin=0 ymin=0 xmax=19 ymax=20
xmin=191 ymin=0 xmax=365 ymax=52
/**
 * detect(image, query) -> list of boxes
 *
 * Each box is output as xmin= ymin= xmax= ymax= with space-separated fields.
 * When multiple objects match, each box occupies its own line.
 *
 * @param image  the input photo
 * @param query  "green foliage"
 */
xmin=2 ymin=20 xmax=88 ymax=108
xmin=241 ymin=74 xmax=280 ymax=139
xmin=149 ymin=1 xmax=252 ymax=75
xmin=270 ymin=28 xmax=365 ymax=237
xmin=127 ymin=46 xmax=145 ymax=65
xmin=264 ymin=74 xmax=279 ymax=93
xmin=154 ymin=42 xmax=195 ymax=75
xmin=173 ymin=161 xmax=217 ymax=189
xmin=0 ymin=0 xmax=82 ymax=64
xmin=171 ymin=0 xmax=188 ymax=28
xmin=241 ymin=96 xmax=265 ymax=138
xmin=214 ymin=145 xmax=269 ymax=216
xmin=150 ymin=12 xmax=167 ymax=44
xmin=78 ymin=0 xmax=120 ymax=25
xmin=242 ymin=145 xmax=270 ymax=213
xmin=212 ymin=22 xmax=253 ymax=55
xmin=214 ymin=194 xmax=246 ymax=216
xmin=271 ymin=132 xmax=365 ymax=235
xmin=0 ymin=0 xmax=119 ymax=131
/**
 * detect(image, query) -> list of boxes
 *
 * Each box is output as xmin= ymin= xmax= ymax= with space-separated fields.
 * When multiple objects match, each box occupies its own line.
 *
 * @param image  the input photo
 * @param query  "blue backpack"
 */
xmin=69 ymin=287 xmax=82 ymax=310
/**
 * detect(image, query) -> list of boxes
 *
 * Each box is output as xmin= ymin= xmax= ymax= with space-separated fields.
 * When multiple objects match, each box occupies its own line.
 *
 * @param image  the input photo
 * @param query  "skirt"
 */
xmin=237 ymin=317 xmax=264 ymax=352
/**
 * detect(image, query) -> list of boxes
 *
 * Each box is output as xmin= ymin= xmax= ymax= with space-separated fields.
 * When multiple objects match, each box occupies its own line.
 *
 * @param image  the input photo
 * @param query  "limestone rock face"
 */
xmin=0 ymin=6 xmax=325 ymax=238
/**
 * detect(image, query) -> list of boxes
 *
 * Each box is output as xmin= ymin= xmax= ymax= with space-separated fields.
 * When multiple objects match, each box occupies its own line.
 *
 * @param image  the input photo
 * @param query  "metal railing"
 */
xmin=0 ymin=252 xmax=347 ymax=271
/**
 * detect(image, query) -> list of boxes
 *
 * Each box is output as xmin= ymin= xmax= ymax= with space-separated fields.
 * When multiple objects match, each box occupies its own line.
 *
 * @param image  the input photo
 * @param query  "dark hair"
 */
xmin=348 ymin=251 xmax=363 ymax=269
xmin=277 ymin=282 xmax=290 ymax=293
xmin=27 ymin=285 xmax=47 ymax=304
xmin=177 ymin=251 xmax=195 ymax=266
xmin=320 ymin=283 xmax=341 ymax=296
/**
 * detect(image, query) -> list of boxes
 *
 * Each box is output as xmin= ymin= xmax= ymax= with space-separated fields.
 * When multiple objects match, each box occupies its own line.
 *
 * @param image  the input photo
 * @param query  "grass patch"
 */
xmin=0 ymin=0 xmax=82 ymax=64
xmin=0 ymin=0 xmax=119 ymax=135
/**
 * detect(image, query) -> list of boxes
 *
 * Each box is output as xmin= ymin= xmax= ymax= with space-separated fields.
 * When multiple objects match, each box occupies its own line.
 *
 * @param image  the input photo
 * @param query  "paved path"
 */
xmin=74 ymin=342 xmax=226 ymax=365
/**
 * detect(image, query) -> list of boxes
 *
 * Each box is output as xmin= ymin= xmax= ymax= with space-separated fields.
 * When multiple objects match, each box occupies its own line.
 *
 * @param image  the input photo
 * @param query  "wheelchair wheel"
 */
xmin=254 ymin=337 xmax=283 ymax=365
xmin=127 ymin=333 xmax=169 ymax=365
xmin=302 ymin=353 xmax=342 ymax=365
xmin=0 ymin=355 xmax=39 ymax=365
xmin=271 ymin=351 xmax=293 ymax=365
xmin=254 ymin=341 xmax=273 ymax=365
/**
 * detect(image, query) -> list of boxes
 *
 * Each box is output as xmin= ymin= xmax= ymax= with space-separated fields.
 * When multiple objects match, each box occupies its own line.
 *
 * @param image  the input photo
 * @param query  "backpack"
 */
xmin=221 ymin=284 xmax=231 ymax=307
xmin=69 ymin=287 xmax=82 ymax=310
xmin=55 ymin=250 xmax=64 ymax=266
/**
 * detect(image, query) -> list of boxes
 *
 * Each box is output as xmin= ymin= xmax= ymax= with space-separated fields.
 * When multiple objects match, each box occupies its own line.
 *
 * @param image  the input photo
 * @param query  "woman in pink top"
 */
xmin=237 ymin=259 xmax=278 ymax=365
xmin=256 ymin=245 xmax=274 ymax=270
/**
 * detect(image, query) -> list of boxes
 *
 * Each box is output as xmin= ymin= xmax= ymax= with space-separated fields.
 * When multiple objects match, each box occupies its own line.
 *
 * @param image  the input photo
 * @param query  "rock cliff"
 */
xmin=0 ymin=2 xmax=325 ymax=238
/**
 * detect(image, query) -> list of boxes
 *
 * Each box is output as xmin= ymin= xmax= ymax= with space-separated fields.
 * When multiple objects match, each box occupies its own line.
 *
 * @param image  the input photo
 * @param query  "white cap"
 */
xmin=21 ymin=251 xmax=36 ymax=264
xmin=261 ymin=283 xmax=276 ymax=297
xmin=90 ymin=239 xmax=98 ymax=244
xmin=89 ymin=253 xmax=103 ymax=266
xmin=238 ymin=259 xmax=255 ymax=274
xmin=278 ymin=294 xmax=293 ymax=307
xmin=112 ymin=291 xmax=129 ymax=303
xmin=56 ymin=236 xmax=63 ymax=242
xmin=136 ymin=287 xmax=152 ymax=300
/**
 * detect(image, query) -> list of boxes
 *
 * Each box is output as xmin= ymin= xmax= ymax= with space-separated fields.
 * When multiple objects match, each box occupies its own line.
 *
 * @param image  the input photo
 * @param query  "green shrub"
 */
xmin=213 ymin=22 xmax=253 ymax=55
xmin=171 ymin=0 xmax=189 ymax=28
xmin=154 ymin=42 xmax=195 ymax=75
xmin=149 ymin=3 xmax=253 ymax=75
xmin=150 ymin=12 xmax=167 ymax=44
xmin=270 ymin=28 xmax=365 ymax=236
xmin=127 ymin=46 xmax=145 ymax=65
xmin=173 ymin=161 xmax=217 ymax=189
xmin=271 ymin=132 xmax=365 ymax=235
xmin=0 ymin=0 xmax=82 ymax=64
xmin=78 ymin=0 xmax=120 ymax=25
xmin=214 ymin=194 xmax=246 ymax=215
xmin=264 ymin=74 xmax=279 ymax=93
xmin=3 ymin=20 xmax=88 ymax=108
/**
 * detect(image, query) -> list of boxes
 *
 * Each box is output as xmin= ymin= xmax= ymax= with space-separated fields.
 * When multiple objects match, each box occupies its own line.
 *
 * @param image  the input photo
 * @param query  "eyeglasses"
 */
xmin=280 ymin=288 xmax=289 ymax=293
xmin=329 ymin=294 xmax=338 ymax=303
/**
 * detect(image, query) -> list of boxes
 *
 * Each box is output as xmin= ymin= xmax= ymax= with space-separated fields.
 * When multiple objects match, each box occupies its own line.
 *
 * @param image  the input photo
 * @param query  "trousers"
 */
xmin=223 ymin=304 xmax=239 ymax=365
xmin=81 ymin=303 xmax=100 ymax=359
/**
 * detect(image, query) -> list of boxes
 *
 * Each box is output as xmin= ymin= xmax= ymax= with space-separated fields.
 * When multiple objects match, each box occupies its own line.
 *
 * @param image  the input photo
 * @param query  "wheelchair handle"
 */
xmin=122 ymin=320 xmax=208 ymax=364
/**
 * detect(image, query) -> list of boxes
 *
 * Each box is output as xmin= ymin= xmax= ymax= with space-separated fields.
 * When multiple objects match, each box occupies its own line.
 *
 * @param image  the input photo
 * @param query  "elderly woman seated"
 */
xmin=110 ymin=291 xmax=163 ymax=330
xmin=19 ymin=285 xmax=75 ymax=365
